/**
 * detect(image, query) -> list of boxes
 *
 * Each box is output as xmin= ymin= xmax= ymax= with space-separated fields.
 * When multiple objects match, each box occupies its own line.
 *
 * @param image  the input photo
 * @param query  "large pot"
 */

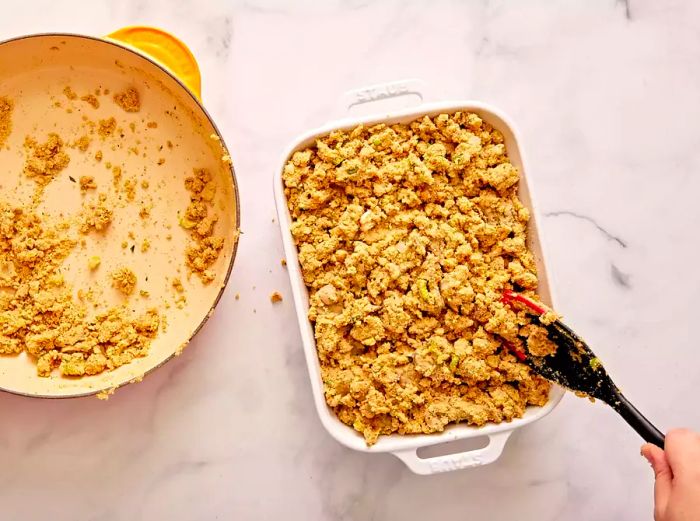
xmin=0 ymin=27 xmax=240 ymax=397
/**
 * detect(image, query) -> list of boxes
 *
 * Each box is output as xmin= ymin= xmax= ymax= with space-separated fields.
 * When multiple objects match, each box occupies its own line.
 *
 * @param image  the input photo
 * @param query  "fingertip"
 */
xmin=641 ymin=443 xmax=662 ymax=461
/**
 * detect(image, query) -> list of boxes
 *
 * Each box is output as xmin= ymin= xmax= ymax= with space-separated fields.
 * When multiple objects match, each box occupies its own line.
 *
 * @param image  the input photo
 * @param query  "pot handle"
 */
xmin=105 ymin=26 xmax=202 ymax=100
xmin=392 ymin=431 xmax=512 ymax=475
xmin=336 ymin=79 xmax=429 ymax=117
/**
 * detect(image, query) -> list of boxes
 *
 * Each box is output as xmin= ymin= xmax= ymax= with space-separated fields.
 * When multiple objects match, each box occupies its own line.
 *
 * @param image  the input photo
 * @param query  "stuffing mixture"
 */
xmin=72 ymin=135 xmax=91 ymax=152
xmin=88 ymin=256 xmax=101 ymax=270
xmin=0 ymin=84 xmax=231 ymax=379
xmin=80 ymin=94 xmax=100 ymax=109
xmin=23 ymin=134 xmax=70 ymax=187
xmin=283 ymin=111 xmax=555 ymax=444
xmin=79 ymin=193 xmax=113 ymax=233
xmin=0 ymin=203 xmax=160 ymax=377
xmin=113 ymin=87 xmax=140 ymax=113
xmin=79 ymin=175 xmax=96 ymax=192
xmin=111 ymin=267 xmax=137 ymax=296
xmin=0 ymin=96 xmax=13 ymax=148
xmin=63 ymin=86 xmax=78 ymax=100
xmin=179 ymin=168 xmax=225 ymax=284
xmin=98 ymin=117 xmax=116 ymax=138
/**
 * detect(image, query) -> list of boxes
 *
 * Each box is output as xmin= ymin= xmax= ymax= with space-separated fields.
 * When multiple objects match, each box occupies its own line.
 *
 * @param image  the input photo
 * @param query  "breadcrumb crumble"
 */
xmin=111 ymin=266 xmax=137 ymax=296
xmin=23 ymin=134 xmax=70 ymax=187
xmin=180 ymin=168 xmax=224 ymax=284
xmin=0 ymin=96 xmax=13 ymax=148
xmin=113 ymin=87 xmax=140 ymax=113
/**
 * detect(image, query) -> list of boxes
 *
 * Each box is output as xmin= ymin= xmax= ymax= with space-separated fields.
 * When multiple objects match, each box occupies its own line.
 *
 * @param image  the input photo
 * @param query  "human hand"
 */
xmin=642 ymin=429 xmax=700 ymax=521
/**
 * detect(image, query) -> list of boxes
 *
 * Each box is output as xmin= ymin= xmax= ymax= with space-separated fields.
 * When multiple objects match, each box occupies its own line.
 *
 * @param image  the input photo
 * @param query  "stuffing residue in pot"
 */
xmin=0 ymin=38 xmax=238 ymax=394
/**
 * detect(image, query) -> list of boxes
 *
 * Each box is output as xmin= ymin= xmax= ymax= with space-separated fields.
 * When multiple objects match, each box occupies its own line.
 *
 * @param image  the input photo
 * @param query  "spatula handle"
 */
xmin=613 ymin=390 xmax=665 ymax=448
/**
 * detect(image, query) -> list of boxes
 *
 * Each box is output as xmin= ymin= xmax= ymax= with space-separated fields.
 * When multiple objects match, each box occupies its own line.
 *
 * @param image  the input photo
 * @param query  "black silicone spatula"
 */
xmin=502 ymin=290 xmax=665 ymax=448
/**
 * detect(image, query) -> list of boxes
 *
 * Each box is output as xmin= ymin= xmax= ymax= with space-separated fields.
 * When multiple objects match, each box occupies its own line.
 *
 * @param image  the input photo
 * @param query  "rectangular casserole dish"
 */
xmin=274 ymin=80 xmax=564 ymax=475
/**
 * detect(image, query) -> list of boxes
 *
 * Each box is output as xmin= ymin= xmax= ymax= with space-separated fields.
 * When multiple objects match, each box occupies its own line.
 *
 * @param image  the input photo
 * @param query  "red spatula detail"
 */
xmin=501 ymin=289 xmax=547 ymax=315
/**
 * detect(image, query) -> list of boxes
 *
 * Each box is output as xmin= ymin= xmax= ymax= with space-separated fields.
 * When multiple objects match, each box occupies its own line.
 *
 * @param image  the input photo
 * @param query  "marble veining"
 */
xmin=545 ymin=210 xmax=628 ymax=248
xmin=2 ymin=0 xmax=699 ymax=520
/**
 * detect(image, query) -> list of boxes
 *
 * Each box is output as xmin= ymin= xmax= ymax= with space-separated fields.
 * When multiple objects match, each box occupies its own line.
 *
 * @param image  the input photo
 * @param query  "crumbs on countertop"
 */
xmin=270 ymin=291 xmax=283 ymax=303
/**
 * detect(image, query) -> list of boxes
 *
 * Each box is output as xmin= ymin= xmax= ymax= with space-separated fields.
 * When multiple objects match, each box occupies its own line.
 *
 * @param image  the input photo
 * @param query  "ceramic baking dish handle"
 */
xmin=392 ymin=431 xmax=512 ymax=475
xmin=336 ymin=79 xmax=428 ymax=117
xmin=105 ymin=26 xmax=202 ymax=100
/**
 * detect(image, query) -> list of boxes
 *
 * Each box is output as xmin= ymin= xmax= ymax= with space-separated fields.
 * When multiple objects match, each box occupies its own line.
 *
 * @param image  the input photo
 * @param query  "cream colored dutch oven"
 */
xmin=274 ymin=80 xmax=564 ymax=475
xmin=0 ymin=27 xmax=240 ymax=398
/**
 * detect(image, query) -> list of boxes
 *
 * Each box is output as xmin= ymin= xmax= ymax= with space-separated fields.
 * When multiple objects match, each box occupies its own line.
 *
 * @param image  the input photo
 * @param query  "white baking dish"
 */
xmin=274 ymin=80 xmax=565 ymax=475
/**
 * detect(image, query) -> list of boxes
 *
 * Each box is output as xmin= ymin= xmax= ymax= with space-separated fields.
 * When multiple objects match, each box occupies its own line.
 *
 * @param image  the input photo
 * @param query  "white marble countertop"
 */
xmin=2 ymin=0 xmax=699 ymax=519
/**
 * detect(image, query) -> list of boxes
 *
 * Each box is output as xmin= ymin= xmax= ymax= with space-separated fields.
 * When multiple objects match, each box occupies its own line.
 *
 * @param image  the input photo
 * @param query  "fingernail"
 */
xmin=643 ymin=455 xmax=657 ymax=470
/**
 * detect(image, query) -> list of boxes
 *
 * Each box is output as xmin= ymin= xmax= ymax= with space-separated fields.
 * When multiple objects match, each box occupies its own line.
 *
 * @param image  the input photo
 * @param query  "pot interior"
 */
xmin=0 ymin=34 xmax=239 ymax=397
